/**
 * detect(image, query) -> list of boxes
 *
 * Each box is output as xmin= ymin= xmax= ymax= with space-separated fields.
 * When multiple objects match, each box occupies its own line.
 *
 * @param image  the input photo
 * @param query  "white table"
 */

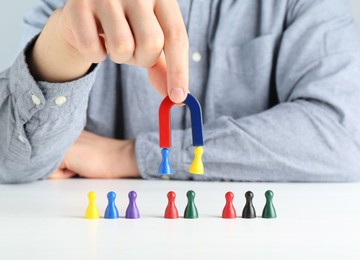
xmin=1 ymin=179 xmax=359 ymax=259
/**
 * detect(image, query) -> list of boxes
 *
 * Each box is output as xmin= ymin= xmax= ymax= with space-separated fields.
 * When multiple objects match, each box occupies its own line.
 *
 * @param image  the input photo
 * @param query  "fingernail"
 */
xmin=170 ymin=88 xmax=185 ymax=103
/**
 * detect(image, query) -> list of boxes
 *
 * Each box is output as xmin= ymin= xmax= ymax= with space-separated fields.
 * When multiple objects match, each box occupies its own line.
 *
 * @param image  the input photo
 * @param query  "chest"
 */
xmin=86 ymin=0 xmax=288 ymax=138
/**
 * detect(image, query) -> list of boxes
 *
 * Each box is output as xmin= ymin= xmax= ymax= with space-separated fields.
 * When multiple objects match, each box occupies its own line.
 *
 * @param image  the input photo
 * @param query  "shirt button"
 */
xmin=31 ymin=95 xmax=41 ymax=105
xmin=55 ymin=96 xmax=67 ymax=106
xmin=18 ymin=135 xmax=26 ymax=144
xmin=192 ymin=52 xmax=202 ymax=62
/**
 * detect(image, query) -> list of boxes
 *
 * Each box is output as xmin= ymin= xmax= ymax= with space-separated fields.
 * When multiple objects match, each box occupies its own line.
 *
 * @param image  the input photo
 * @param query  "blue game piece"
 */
xmin=104 ymin=191 xmax=120 ymax=219
xmin=183 ymin=93 xmax=204 ymax=146
xmin=125 ymin=191 xmax=140 ymax=219
xmin=158 ymin=148 xmax=173 ymax=175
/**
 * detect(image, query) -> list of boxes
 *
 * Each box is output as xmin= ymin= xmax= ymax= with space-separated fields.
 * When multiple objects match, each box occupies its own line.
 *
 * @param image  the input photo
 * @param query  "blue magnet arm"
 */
xmin=183 ymin=93 xmax=204 ymax=146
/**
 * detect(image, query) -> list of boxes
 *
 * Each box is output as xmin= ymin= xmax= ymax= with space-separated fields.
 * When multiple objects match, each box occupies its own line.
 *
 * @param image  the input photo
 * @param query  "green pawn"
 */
xmin=184 ymin=190 xmax=198 ymax=219
xmin=262 ymin=190 xmax=277 ymax=218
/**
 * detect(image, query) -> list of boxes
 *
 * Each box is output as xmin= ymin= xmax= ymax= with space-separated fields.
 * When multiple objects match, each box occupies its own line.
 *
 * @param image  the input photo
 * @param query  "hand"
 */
xmin=30 ymin=0 xmax=189 ymax=103
xmin=49 ymin=131 xmax=140 ymax=179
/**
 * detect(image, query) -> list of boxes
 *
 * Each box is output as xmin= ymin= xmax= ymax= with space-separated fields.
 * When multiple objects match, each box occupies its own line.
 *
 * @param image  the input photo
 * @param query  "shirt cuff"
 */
xmin=9 ymin=35 xmax=99 ymax=124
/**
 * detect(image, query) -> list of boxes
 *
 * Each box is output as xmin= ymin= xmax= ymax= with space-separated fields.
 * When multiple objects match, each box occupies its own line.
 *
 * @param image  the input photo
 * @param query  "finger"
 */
xmin=154 ymin=0 xmax=189 ymax=103
xmin=48 ymin=169 xmax=77 ymax=179
xmin=125 ymin=0 xmax=164 ymax=67
xmin=67 ymin=1 xmax=106 ymax=63
xmin=148 ymin=52 xmax=167 ymax=96
xmin=95 ymin=1 xmax=135 ymax=63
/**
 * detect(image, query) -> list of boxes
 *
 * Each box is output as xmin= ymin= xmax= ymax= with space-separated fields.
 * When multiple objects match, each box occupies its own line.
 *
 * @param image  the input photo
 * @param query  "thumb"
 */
xmin=48 ymin=160 xmax=77 ymax=179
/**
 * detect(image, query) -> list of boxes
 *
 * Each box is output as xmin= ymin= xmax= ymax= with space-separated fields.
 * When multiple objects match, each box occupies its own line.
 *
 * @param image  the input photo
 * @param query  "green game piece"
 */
xmin=262 ymin=190 xmax=277 ymax=218
xmin=184 ymin=190 xmax=198 ymax=219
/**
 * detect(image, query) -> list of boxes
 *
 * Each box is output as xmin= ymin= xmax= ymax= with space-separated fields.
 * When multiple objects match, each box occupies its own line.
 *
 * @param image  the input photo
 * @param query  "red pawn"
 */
xmin=164 ymin=191 xmax=179 ymax=219
xmin=222 ymin=191 xmax=237 ymax=218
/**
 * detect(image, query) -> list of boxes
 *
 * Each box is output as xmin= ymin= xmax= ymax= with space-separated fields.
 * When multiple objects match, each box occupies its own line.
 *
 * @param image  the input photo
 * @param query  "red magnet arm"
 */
xmin=159 ymin=96 xmax=176 ymax=148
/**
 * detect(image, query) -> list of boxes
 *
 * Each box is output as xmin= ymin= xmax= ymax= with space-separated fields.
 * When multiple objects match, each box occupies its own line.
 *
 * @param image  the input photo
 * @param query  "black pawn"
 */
xmin=242 ymin=191 xmax=256 ymax=218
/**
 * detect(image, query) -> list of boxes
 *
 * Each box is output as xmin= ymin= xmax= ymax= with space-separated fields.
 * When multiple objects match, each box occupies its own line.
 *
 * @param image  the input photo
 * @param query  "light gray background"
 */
xmin=0 ymin=0 xmax=360 ymax=72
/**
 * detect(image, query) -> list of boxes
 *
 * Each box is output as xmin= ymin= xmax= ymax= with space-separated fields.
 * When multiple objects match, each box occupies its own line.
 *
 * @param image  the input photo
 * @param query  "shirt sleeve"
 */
xmin=135 ymin=0 xmax=360 ymax=182
xmin=0 ymin=0 xmax=98 ymax=183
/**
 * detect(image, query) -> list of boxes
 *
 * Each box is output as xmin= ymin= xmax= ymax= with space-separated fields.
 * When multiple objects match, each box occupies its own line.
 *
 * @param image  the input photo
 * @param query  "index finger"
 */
xmin=154 ymin=0 xmax=189 ymax=103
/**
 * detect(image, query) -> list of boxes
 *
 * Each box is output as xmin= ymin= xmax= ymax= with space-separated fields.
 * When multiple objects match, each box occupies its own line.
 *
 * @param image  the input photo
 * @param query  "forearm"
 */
xmin=135 ymin=99 xmax=360 ymax=182
xmin=0 ymin=40 xmax=98 ymax=183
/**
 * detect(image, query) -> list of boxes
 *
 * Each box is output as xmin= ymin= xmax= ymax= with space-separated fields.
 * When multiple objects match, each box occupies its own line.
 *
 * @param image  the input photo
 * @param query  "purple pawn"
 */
xmin=125 ymin=191 xmax=140 ymax=219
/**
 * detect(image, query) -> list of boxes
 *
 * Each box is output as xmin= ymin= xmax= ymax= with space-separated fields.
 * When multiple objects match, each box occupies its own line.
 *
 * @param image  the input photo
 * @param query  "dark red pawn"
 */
xmin=222 ymin=191 xmax=237 ymax=218
xmin=164 ymin=191 xmax=179 ymax=219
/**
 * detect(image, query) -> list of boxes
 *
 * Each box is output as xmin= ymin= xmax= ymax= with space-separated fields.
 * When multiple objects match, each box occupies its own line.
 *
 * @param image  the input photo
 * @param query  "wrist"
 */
xmin=112 ymin=139 xmax=140 ymax=178
xmin=28 ymin=9 xmax=92 ymax=82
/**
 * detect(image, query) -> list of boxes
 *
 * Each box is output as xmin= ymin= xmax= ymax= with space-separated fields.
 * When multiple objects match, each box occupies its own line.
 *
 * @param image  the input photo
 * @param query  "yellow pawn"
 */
xmin=85 ymin=191 xmax=100 ymax=219
xmin=189 ymin=146 xmax=204 ymax=174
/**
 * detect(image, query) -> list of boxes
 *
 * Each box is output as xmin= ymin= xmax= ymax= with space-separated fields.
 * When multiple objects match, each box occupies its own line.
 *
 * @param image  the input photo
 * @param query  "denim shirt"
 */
xmin=1 ymin=0 xmax=360 ymax=183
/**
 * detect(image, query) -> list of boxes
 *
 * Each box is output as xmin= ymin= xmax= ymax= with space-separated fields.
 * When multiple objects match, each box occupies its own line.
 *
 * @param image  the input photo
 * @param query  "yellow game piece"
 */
xmin=85 ymin=191 xmax=100 ymax=219
xmin=189 ymin=146 xmax=204 ymax=174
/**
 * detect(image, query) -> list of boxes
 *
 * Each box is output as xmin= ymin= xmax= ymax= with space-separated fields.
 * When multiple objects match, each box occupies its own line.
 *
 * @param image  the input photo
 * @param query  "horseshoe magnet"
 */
xmin=158 ymin=93 xmax=204 ymax=175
